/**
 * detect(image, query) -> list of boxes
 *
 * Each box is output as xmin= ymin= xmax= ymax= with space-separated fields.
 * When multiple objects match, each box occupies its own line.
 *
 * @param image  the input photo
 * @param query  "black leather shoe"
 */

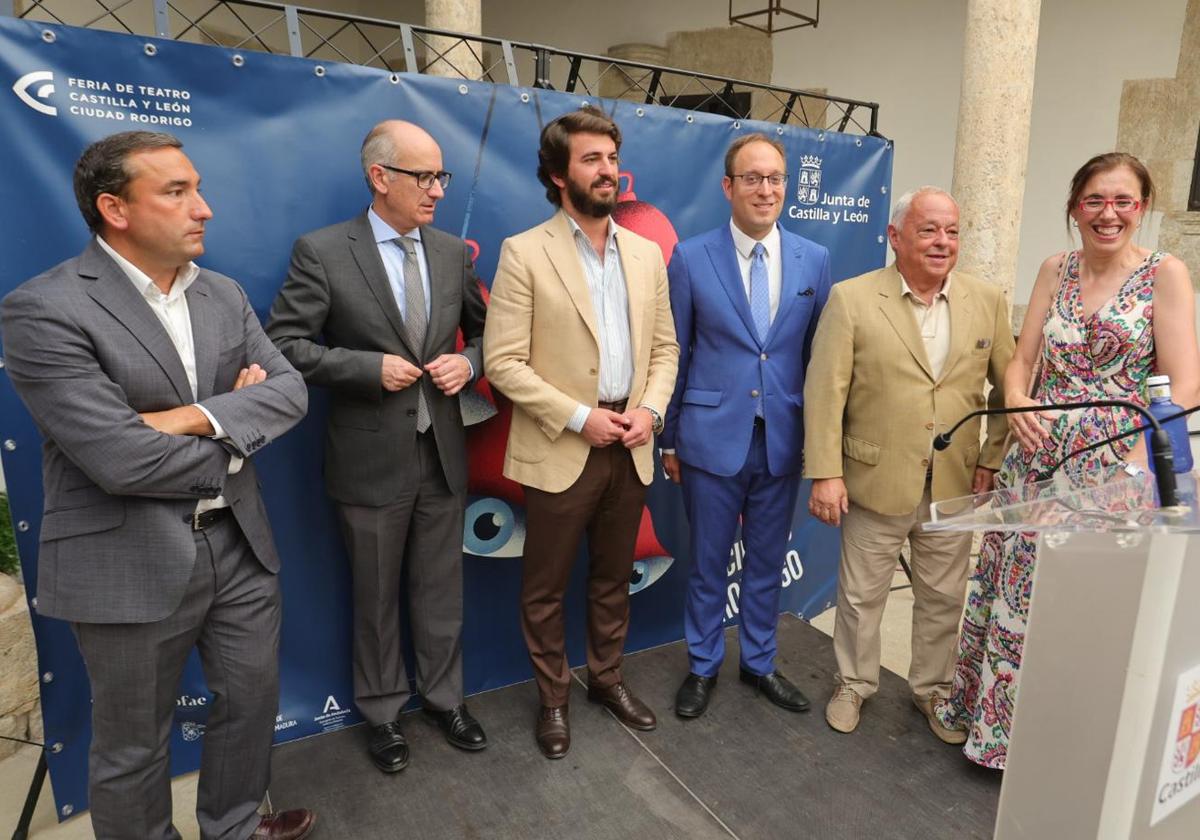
xmin=536 ymin=705 xmax=570 ymax=759
xmin=425 ymin=703 xmax=488 ymax=751
xmin=739 ymin=668 xmax=810 ymax=712
xmin=368 ymin=721 xmax=409 ymax=773
xmin=675 ymin=673 xmax=717 ymax=718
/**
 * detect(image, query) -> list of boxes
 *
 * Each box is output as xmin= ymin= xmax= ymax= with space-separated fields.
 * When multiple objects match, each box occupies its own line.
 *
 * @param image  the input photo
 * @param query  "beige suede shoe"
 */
xmin=913 ymin=694 xmax=968 ymax=745
xmin=825 ymin=684 xmax=863 ymax=733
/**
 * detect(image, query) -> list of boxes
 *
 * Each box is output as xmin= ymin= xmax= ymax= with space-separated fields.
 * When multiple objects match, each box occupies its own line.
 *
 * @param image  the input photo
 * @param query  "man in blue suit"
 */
xmin=661 ymin=134 xmax=832 ymax=718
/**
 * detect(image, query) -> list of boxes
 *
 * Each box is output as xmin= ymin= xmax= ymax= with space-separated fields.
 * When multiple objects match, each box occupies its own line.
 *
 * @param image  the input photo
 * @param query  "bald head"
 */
xmin=360 ymin=120 xmax=441 ymax=193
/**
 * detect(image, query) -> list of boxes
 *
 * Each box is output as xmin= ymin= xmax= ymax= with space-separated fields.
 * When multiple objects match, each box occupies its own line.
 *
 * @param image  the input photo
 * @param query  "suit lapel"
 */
xmin=766 ymin=229 xmax=804 ymax=347
xmin=937 ymin=275 xmax=973 ymax=383
xmin=543 ymin=212 xmax=599 ymax=347
xmin=615 ymin=222 xmax=643 ymax=364
xmin=705 ymin=226 xmax=759 ymax=344
xmin=82 ymin=241 xmax=194 ymax=404
xmin=347 ymin=214 xmax=417 ymax=357
xmin=186 ymin=277 xmax=219 ymax=400
xmin=876 ymin=266 xmax=935 ymax=380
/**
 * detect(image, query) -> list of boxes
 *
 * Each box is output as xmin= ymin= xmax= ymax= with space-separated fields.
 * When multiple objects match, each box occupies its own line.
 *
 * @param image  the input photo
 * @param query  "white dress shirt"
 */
xmin=97 ymin=237 xmax=238 ymax=513
xmin=730 ymin=219 xmax=783 ymax=322
xmin=564 ymin=212 xmax=634 ymax=433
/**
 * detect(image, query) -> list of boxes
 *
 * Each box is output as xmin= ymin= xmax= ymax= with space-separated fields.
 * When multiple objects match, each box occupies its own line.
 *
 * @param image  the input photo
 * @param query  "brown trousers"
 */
xmin=520 ymin=443 xmax=647 ymax=706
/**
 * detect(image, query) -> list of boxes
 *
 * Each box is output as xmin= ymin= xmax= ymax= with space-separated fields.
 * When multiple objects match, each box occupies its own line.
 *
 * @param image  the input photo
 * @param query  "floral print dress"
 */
xmin=934 ymin=249 xmax=1162 ymax=769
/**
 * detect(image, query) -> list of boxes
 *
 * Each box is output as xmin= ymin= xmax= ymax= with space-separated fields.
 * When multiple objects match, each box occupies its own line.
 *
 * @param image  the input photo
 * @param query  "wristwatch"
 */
xmin=641 ymin=405 xmax=664 ymax=435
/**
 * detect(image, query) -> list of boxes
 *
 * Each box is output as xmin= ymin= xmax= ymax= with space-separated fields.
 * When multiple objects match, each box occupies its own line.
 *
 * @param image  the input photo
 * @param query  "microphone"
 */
xmin=933 ymin=399 xmax=1179 ymax=507
xmin=1041 ymin=403 xmax=1200 ymax=480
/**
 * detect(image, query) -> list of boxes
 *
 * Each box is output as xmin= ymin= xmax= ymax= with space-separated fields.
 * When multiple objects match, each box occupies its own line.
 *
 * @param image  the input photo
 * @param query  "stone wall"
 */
xmin=0 ymin=575 xmax=40 ymax=762
xmin=1117 ymin=0 xmax=1200 ymax=283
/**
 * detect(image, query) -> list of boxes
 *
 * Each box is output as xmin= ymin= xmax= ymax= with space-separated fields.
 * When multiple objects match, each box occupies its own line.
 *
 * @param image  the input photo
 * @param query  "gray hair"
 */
xmin=74 ymin=131 xmax=183 ymax=232
xmin=360 ymin=124 xmax=396 ymax=193
xmin=890 ymin=186 xmax=957 ymax=228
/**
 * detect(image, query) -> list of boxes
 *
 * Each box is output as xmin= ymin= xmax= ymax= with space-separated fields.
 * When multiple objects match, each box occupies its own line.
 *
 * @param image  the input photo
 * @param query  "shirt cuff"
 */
xmin=461 ymin=354 xmax=475 ymax=381
xmin=194 ymin=404 xmax=226 ymax=440
xmin=567 ymin=403 xmax=592 ymax=434
xmin=660 ymin=449 xmax=676 ymax=455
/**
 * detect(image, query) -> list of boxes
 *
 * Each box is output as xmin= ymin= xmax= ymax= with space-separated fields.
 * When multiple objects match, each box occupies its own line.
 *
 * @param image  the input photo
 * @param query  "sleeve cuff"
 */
xmin=567 ymin=403 xmax=592 ymax=434
xmin=462 ymin=354 xmax=475 ymax=381
xmin=194 ymin=404 xmax=226 ymax=440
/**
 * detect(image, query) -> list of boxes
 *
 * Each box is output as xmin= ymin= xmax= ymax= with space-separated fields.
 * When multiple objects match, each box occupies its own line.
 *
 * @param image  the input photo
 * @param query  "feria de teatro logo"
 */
xmin=12 ymin=70 xmax=57 ymax=116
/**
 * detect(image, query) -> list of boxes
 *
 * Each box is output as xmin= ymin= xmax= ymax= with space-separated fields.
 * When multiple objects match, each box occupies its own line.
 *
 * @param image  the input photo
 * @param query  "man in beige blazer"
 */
xmin=803 ymin=186 xmax=1013 ymax=740
xmin=483 ymin=106 xmax=678 ymax=759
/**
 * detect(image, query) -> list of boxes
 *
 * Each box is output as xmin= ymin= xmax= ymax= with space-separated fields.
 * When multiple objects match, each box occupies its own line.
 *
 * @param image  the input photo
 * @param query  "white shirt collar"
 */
xmin=729 ymin=219 xmax=781 ymax=261
xmin=96 ymin=235 xmax=198 ymax=301
xmin=564 ymin=209 xmax=618 ymax=248
xmin=368 ymin=207 xmax=423 ymax=245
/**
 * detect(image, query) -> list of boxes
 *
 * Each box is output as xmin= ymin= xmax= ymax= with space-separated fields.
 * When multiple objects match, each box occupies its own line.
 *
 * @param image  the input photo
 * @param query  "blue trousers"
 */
xmin=680 ymin=421 xmax=801 ymax=677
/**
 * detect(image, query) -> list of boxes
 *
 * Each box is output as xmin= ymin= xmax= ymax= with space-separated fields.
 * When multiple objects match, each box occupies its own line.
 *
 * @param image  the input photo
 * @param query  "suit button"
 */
xmin=935 ymin=385 xmax=942 ymax=391
xmin=921 ymin=458 xmax=930 ymax=466
xmin=406 ymin=409 xmax=417 ymax=417
xmin=750 ymin=389 xmax=760 ymax=398
xmin=925 ymin=422 xmax=934 ymax=431
xmin=589 ymin=368 xmax=597 ymax=375
xmin=760 ymin=353 xmax=768 ymax=361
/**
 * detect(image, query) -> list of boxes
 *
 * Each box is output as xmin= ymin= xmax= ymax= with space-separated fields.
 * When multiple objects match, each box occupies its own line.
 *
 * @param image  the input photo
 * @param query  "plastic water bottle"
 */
xmin=1144 ymin=374 xmax=1193 ymax=474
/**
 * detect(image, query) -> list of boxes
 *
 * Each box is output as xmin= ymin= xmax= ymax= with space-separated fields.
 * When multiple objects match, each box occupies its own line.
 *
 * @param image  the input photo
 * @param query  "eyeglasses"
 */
xmin=378 ymin=164 xmax=452 ymax=190
xmin=731 ymin=172 xmax=788 ymax=188
xmin=1078 ymin=197 xmax=1141 ymax=214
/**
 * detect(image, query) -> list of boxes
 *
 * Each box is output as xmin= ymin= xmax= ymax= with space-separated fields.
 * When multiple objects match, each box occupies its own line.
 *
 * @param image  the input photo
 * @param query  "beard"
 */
xmin=566 ymin=174 xmax=618 ymax=218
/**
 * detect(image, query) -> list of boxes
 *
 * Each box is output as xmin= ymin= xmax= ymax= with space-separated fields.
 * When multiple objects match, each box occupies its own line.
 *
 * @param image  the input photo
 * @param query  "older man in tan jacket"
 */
xmin=484 ymin=107 xmax=678 ymax=759
xmin=803 ymin=187 xmax=1013 ymax=740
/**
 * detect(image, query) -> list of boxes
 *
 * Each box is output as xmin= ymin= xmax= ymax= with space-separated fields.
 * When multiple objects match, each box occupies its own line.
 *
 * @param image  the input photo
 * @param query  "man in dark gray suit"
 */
xmin=0 ymin=132 xmax=313 ymax=839
xmin=266 ymin=120 xmax=488 ymax=773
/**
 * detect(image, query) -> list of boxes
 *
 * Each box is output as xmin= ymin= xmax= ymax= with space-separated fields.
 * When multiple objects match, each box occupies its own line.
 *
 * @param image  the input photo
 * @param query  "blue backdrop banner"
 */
xmin=0 ymin=17 xmax=892 ymax=818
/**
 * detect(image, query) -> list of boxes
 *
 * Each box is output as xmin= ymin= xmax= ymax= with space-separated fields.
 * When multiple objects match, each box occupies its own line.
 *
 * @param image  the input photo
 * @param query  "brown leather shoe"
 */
xmin=587 ymin=682 xmax=657 ymax=731
xmin=250 ymin=808 xmax=316 ymax=840
xmin=536 ymin=705 xmax=570 ymax=759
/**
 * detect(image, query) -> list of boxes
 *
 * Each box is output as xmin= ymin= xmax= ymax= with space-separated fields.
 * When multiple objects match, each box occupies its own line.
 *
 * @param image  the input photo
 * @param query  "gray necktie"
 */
xmin=398 ymin=236 xmax=430 ymax=433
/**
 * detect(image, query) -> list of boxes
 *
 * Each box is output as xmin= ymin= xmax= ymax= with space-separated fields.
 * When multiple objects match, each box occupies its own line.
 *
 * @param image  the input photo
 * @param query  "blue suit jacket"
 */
xmin=661 ymin=223 xmax=831 ymax=477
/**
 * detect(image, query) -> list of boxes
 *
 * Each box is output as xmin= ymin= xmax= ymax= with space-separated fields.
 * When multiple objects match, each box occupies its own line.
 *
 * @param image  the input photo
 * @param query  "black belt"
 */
xmin=754 ymin=415 xmax=766 ymax=428
xmin=597 ymin=399 xmax=629 ymax=413
xmin=184 ymin=507 xmax=232 ymax=531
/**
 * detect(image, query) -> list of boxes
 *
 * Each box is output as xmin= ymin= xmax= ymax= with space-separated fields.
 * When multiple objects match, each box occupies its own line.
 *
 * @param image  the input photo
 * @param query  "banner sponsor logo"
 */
xmin=176 ymin=694 xmax=208 ymax=708
xmin=314 ymin=695 xmax=352 ymax=731
xmin=274 ymin=713 xmax=299 ymax=733
xmin=12 ymin=69 xmax=56 ymax=116
xmin=795 ymin=155 xmax=822 ymax=206
xmin=1153 ymin=662 xmax=1200 ymax=824
xmin=181 ymin=721 xmax=206 ymax=742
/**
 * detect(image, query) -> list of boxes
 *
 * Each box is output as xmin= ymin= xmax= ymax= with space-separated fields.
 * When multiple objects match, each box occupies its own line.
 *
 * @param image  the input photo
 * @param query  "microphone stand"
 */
xmin=933 ymin=399 xmax=1179 ymax=507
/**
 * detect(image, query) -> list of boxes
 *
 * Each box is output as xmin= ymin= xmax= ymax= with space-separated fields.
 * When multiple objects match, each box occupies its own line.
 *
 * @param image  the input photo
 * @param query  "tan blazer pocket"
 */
xmin=842 ymin=435 xmax=881 ymax=466
xmin=509 ymin=428 xmax=550 ymax=464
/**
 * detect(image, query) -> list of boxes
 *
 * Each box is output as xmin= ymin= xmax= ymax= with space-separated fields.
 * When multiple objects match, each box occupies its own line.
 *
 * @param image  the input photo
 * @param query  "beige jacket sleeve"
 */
xmin=802 ymin=283 xmax=854 ymax=479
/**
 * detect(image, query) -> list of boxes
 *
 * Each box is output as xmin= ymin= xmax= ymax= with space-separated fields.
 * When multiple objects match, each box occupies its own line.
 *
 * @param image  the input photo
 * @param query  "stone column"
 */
xmin=950 ymin=0 xmax=1041 ymax=304
xmin=424 ymin=0 xmax=481 ymax=79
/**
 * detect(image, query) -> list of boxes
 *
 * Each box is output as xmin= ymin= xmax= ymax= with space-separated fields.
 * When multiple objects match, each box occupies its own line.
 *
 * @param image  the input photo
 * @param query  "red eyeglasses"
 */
xmin=1077 ymin=197 xmax=1141 ymax=214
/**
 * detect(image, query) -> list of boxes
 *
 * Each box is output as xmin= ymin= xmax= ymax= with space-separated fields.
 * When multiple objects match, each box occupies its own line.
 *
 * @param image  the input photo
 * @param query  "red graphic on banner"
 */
xmin=612 ymin=171 xmax=679 ymax=266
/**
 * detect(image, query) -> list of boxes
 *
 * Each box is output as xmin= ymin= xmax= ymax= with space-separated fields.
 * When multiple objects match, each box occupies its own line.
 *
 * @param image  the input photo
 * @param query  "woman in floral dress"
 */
xmin=934 ymin=153 xmax=1200 ymax=769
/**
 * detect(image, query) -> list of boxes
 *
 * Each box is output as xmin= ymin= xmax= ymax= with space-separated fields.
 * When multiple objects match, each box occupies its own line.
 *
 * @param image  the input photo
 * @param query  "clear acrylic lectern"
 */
xmin=925 ymin=466 xmax=1200 ymax=840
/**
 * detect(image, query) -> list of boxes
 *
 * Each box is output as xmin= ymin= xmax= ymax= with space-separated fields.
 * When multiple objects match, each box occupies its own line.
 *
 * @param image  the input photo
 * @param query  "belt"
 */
xmin=597 ymin=399 xmax=629 ymax=412
xmin=184 ymin=507 xmax=232 ymax=531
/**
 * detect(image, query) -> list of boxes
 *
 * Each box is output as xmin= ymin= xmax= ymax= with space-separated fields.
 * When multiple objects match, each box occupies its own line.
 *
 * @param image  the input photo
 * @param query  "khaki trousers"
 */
xmin=833 ymin=481 xmax=972 ymax=701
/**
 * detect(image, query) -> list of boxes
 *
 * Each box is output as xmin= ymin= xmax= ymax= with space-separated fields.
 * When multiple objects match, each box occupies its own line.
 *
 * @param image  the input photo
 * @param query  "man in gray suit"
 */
xmin=266 ymin=120 xmax=488 ymax=773
xmin=0 ymin=132 xmax=312 ymax=839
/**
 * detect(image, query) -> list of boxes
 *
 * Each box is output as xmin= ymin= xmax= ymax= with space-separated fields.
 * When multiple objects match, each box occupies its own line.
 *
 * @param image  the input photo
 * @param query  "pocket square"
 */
xmin=799 ymin=288 xmax=815 ymax=297
xmin=975 ymin=338 xmax=991 ymax=349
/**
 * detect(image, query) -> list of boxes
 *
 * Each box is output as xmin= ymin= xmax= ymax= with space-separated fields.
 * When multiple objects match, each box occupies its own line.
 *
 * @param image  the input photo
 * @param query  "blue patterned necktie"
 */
xmin=750 ymin=242 xmax=770 ymax=343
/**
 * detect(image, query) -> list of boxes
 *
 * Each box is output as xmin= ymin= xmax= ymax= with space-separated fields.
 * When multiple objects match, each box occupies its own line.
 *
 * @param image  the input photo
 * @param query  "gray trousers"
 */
xmin=73 ymin=515 xmax=280 ymax=840
xmin=336 ymin=430 xmax=465 ymax=726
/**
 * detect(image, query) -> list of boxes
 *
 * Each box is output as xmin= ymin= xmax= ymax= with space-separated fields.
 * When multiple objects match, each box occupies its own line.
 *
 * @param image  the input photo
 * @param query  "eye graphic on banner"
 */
xmin=12 ymin=69 xmax=57 ymax=116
